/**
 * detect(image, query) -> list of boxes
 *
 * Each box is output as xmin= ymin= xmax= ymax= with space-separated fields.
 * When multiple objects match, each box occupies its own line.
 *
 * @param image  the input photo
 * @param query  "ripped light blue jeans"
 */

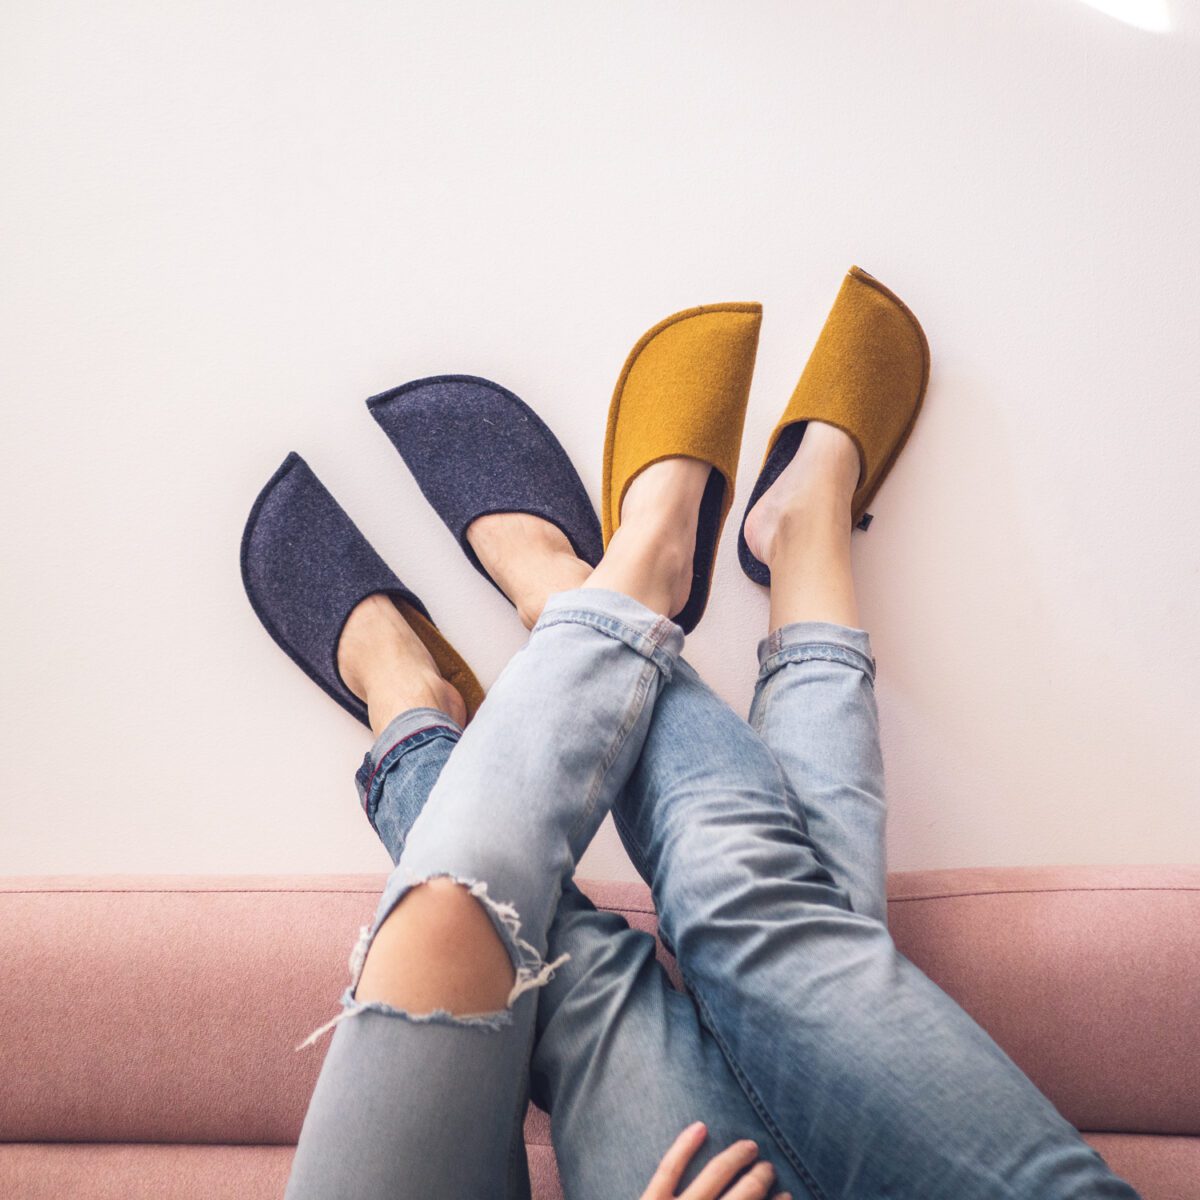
xmin=284 ymin=588 xmax=1138 ymax=1200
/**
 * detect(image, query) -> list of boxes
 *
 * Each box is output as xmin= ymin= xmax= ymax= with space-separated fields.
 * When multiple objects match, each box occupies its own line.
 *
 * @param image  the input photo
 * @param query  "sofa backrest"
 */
xmin=2 ymin=867 xmax=1197 ymax=1196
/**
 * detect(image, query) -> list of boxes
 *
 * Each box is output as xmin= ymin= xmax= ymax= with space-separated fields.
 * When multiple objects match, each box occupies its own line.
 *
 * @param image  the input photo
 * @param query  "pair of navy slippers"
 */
xmin=240 ymin=376 xmax=603 ymax=727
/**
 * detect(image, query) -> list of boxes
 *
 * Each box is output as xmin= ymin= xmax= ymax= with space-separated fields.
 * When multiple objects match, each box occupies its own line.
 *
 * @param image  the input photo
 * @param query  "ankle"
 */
xmin=363 ymin=670 xmax=465 ymax=737
xmin=770 ymin=496 xmax=851 ymax=561
xmin=336 ymin=593 xmax=466 ymax=735
xmin=794 ymin=422 xmax=862 ymax=499
xmin=512 ymin=549 xmax=591 ymax=630
xmin=466 ymin=513 xmax=590 ymax=628
xmin=618 ymin=457 xmax=710 ymax=529
xmin=584 ymin=517 xmax=694 ymax=619
xmin=581 ymin=457 xmax=711 ymax=621
xmin=337 ymin=594 xmax=399 ymax=700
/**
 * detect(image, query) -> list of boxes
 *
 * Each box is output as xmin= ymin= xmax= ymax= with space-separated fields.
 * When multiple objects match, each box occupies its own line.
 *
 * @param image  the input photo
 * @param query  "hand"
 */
xmin=638 ymin=1122 xmax=788 ymax=1200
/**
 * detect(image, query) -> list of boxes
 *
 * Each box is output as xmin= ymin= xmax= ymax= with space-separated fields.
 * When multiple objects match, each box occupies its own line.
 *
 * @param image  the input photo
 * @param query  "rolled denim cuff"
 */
xmin=534 ymin=587 xmax=685 ymax=679
xmin=756 ymin=620 xmax=876 ymax=685
xmin=354 ymin=706 xmax=463 ymax=822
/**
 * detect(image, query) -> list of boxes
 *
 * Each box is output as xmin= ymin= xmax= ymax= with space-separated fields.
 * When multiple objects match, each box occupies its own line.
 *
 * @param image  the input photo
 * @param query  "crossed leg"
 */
xmin=286 ymin=422 xmax=1138 ymax=1200
xmin=611 ymin=422 xmax=1139 ymax=1199
xmin=339 ymin=713 xmax=808 ymax=1199
xmin=283 ymin=460 xmax=790 ymax=1200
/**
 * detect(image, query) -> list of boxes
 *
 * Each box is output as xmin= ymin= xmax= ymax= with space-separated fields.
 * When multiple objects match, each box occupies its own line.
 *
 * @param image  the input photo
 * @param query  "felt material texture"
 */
xmin=240 ymin=452 xmax=483 ymax=726
xmin=738 ymin=266 xmax=930 ymax=585
xmin=603 ymin=303 xmax=762 ymax=632
xmin=367 ymin=375 xmax=603 ymax=603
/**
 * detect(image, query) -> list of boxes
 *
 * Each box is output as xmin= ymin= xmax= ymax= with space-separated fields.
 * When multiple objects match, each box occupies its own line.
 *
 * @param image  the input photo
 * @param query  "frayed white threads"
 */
xmin=295 ymin=1006 xmax=356 ymax=1050
xmin=464 ymin=880 xmax=571 ymax=1005
xmin=293 ymin=877 xmax=570 ymax=1051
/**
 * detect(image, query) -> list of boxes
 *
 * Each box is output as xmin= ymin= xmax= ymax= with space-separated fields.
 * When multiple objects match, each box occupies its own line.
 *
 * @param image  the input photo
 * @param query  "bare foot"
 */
xmin=584 ymin=456 xmax=711 ymax=619
xmin=337 ymin=593 xmax=466 ymax=736
xmin=466 ymin=513 xmax=592 ymax=630
xmin=743 ymin=421 xmax=862 ymax=571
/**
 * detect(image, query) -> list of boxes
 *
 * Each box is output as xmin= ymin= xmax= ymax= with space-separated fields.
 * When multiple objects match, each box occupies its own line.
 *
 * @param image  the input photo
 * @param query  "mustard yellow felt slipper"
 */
xmin=737 ymin=266 xmax=930 ymax=585
xmin=603 ymin=302 xmax=762 ymax=632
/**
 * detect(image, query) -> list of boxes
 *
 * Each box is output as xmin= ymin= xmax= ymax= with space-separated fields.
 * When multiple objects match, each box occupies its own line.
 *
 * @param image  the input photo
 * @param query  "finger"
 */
xmin=646 ymin=1122 xmax=707 ymax=1196
xmin=681 ymin=1138 xmax=759 ymax=1199
xmin=721 ymin=1160 xmax=778 ymax=1200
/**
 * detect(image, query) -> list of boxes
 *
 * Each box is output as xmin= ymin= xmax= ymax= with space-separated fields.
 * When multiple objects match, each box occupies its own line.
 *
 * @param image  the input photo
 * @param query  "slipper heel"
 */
xmin=240 ymin=452 xmax=484 ymax=726
xmin=603 ymin=302 xmax=762 ymax=633
xmin=738 ymin=266 xmax=929 ymax=585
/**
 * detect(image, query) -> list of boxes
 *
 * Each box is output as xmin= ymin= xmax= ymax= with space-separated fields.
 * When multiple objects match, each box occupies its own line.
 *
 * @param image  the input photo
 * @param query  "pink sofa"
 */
xmin=2 ymin=866 xmax=1197 ymax=1199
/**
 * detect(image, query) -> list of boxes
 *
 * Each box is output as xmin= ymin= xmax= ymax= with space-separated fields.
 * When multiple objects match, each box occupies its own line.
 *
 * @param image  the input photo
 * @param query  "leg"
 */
xmin=606 ymin=424 xmax=1138 ymax=1197
xmin=324 ymin=676 xmax=806 ymax=1190
xmin=286 ymin=711 xmax=538 ymax=1200
xmin=319 ymin=485 xmax=805 ymax=1200
xmin=533 ymin=882 xmax=807 ymax=1200
xmin=285 ymin=458 xmax=712 ymax=1200
xmin=743 ymin=421 xmax=885 ymax=919
xmin=357 ymin=710 xmax=816 ymax=1200
xmin=614 ymin=658 xmax=1138 ymax=1198
xmin=354 ymin=718 xmax=806 ymax=1199
xmin=286 ymin=602 xmax=682 ymax=1197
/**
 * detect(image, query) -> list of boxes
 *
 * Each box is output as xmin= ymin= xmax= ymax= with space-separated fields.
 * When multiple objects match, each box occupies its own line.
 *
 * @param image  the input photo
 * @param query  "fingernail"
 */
xmin=741 ymin=1140 xmax=759 ymax=1155
xmin=690 ymin=1121 xmax=706 ymax=1136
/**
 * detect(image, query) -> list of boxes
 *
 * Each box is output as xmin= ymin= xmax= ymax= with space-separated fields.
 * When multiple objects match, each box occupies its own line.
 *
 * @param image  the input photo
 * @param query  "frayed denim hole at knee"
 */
xmin=532 ymin=609 xmax=683 ymax=679
xmin=756 ymin=642 xmax=877 ymax=687
xmin=293 ymin=871 xmax=570 ymax=1051
xmin=355 ymin=723 xmax=462 ymax=824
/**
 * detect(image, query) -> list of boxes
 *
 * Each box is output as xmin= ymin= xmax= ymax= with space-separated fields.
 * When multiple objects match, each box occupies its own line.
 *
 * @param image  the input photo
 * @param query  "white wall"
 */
xmin=3 ymin=1 xmax=1197 ymax=881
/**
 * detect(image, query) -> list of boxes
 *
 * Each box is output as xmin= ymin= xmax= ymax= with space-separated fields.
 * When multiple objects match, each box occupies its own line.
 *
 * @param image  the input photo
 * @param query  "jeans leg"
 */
xmin=612 ymin=659 xmax=1140 ymax=1200
xmin=338 ymin=677 xmax=815 ymax=1199
xmin=356 ymin=708 xmax=464 ymax=866
xmin=286 ymin=588 xmax=682 ymax=1200
xmin=748 ymin=622 xmax=887 ymax=922
xmin=533 ymin=882 xmax=814 ymax=1200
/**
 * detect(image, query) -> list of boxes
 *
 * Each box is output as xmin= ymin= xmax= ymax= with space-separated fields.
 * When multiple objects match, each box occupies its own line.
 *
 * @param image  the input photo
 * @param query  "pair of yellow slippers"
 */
xmin=602 ymin=265 xmax=930 ymax=632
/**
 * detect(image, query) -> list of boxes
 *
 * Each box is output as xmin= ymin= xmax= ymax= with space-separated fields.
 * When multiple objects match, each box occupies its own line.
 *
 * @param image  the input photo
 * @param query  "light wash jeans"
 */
xmin=284 ymin=590 xmax=1139 ymax=1200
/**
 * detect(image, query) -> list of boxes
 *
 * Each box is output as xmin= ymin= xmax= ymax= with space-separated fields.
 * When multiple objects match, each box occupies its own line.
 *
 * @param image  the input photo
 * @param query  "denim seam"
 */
xmin=611 ymin=804 xmax=654 ymax=887
xmin=568 ymin=656 xmax=659 ymax=844
xmin=758 ymin=643 xmax=876 ymax=686
xmin=358 ymin=725 xmax=461 ymax=825
xmin=684 ymin=971 xmax=831 ymax=1200
xmin=505 ymin=997 xmax=540 ymax=1196
xmin=535 ymin=609 xmax=678 ymax=679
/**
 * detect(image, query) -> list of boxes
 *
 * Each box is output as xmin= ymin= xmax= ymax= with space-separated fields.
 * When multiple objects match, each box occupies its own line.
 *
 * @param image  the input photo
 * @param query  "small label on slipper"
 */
xmin=856 ymin=512 xmax=874 ymax=531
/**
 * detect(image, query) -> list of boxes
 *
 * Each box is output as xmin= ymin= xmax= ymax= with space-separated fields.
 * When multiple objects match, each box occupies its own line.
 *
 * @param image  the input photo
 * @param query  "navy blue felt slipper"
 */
xmin=240 ymin=452 xmax=485 ymax=726
xmin=366 ymin=375 xmax=603 ymax=604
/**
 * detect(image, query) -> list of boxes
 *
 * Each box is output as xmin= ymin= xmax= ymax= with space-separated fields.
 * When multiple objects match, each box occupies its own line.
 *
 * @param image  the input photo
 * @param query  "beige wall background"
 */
xmin=3 ymin=1 xmax=1197 ymax=881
